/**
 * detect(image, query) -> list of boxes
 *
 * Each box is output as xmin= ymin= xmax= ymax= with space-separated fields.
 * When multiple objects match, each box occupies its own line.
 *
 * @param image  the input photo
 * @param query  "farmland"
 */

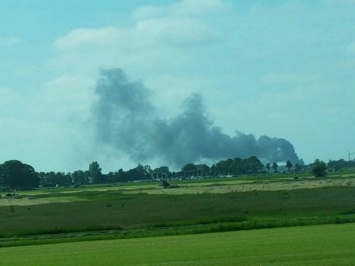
xmin=1 ymin=172 xmax=355 ymax=246
xmin=0 ymin=223 xmax=354 ymax=265
xmin=0 ymin=171 xmax=355 ymax=264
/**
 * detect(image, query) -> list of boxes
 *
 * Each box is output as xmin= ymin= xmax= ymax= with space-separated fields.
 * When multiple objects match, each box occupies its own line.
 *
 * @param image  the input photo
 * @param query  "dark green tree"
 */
xmin=42 ymin=171 xmax=56 ymax=187
xmin=272 ymin=162 xmax=278 ymax=173
xmin=0 ymin=164 xmax=4 ymax=187
xmin=181 ymin=163 xmax=197 ymax=177
xmin=286 ymin=160 xmax=293 ymax=172
xmin=231 ymin=158 xmax=243 ymax=175
xmin=210 ymin=164 xmax=217 ymax=176
xmin=89 ymin=161 xmax=103 ymax=184
xmin=294 ymin=163 xmax=302 ymax=173
xmin=115 ymin=169 xmax=125 ymax=182
xmin=106 ymin=172 xmax=116 ymax=183
xmin=1 ymin=160 xmax=39 ymax=189
xmin=72 ymin=170 xmax=89 ymax=186
xmin=63 ymin=172 xmax=73 ymax=186
xmin=135 ymin=164 xmax=148 ymax=180
xmin=327 ymin=159 xmax=355 ymax=171
xmin=196 ymin=164 xmax=210 ymax=177
xmin=311 ymin=159 xmax=327 ymax=177
xmin=246 ymin=156 xmax=264 ymax=174
xmin=154 ymin=166 xmax=170 ymax=178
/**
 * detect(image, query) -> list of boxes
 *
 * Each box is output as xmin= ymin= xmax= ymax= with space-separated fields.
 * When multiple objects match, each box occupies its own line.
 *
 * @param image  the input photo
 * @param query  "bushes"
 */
xmin=311 ymin=159 xmax=327 ymax=177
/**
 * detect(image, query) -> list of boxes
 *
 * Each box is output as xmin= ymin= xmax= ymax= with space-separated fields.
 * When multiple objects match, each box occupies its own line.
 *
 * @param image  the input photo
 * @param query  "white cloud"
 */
xmin=50 ymin=2 xmax=219 ymax=78
xmin=132 ymin=5 xmax=164 ymax=20
xmin=171 ymin=0 xmax=229 ymax=15
xmin=133 ymin=0 xmax=228 ymax=19
xmin=0 ymin=75 xmax=96 ymax=171
xmin=0 ymin=37 xmax=21 ymax=47
xmin=135 ymin=18 xmax=217 ymax=46
xmin=54 ymin=18 xmax=216 ymax=53
xmin=36 ymin=75 xmax=96 ymax=121
xmin=53 ymin=27 xmax=122 ymax=51
xmin=53 ymin=0 xmax=221 ymax=54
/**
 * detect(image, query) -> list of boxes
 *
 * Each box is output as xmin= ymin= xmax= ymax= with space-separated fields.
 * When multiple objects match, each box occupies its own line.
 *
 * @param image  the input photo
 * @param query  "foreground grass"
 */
xmin=1 ymin=223 xmax=354 ymax=265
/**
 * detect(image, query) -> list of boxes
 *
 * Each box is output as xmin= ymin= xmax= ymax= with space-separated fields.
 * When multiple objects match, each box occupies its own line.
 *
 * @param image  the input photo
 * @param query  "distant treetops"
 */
xmin=1 ymin=157 xmax=354 ymax=190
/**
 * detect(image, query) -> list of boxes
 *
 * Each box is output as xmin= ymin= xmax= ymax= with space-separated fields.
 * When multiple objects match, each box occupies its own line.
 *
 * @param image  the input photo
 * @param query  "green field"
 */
xmin=1 ymin=174 xmax=355 ymax=244
xmin=0 ymin=173 xmax=355 ymax=265
xmin=1 ymin=223 xmax=354 ymax=265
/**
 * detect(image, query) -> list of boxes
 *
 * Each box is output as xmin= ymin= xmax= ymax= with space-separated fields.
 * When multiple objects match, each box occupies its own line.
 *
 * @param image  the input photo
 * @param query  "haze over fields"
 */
xmin=1 ymin=0 xmax=354 ymax=172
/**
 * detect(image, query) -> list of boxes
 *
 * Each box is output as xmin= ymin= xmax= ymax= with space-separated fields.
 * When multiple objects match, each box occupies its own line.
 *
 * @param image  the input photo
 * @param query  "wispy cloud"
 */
xmin=0 ymin=37 xmax=21 ymax=47
xmin=132 ymin=0 xmax=228 ymax=19
xmin=54 ymin=17 xmax=217 ymax=53
xmin=53 ymin=27 xmax=121 ymax=51
xmin=50 ymin=1 xmax=220 ymax=77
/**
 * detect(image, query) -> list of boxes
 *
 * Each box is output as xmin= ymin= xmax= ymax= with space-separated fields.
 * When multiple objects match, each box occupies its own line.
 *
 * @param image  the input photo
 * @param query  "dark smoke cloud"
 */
xmin=93 ymin=68 xmax=302 ymax=168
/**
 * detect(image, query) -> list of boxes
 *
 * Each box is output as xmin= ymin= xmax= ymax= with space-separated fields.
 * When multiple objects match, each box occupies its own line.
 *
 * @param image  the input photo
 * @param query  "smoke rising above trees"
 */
xmin=93 ymin=68 xmax=302 ymax=168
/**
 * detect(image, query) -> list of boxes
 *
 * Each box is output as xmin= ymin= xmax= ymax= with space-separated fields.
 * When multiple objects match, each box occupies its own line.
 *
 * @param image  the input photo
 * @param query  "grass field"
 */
xmin=1 ymin=175 xmax=354 ymax=206
xmin=1 ymin=174 xmax=355 ymax=244
xmin=1 ymin=223 xmax=354 ymax=265
xmin=0 ymin=173 xmax=354 ymax=264
xmin=1 ymin=186 xmax=355 ymax=240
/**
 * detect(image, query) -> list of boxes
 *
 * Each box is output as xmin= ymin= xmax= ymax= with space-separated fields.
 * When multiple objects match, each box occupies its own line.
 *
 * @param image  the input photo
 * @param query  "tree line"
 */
xmin=1 ymin=157 xmax=354 ymax=190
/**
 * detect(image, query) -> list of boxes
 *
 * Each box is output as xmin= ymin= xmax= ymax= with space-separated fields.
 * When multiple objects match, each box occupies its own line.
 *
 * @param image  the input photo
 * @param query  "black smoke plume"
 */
xmin=93 ymin=68 xmax=302 ymax=168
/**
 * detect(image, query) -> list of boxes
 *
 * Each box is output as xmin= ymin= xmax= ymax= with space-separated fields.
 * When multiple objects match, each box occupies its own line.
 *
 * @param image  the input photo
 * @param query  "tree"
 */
xmin=311 ymin=159 xmax=327 ymax=178
xmin=286 ymin=160 xmax=293 ymax=172
xmin=294 ymin=163 xmax=302 ymax=173
xmin=134 ymin=164 xmax=148 ymax=180
xmin=89 ymin=161 xmax=103 ymax=184
xmin=1 ymin=160 xmax=39 ymax=189
xmin=120 ymin=164 xmax=148 ymax=182
xmin=116 ymin=168 xmax=125 ymax=182
xmin=0 ymin=163 xmax=4 ymax=180
xmin=154 ymin=166 xmax=170 ymax=179
xmin=72 ymin=170 xmax=89 ymax=186
xmin=245 ymin=156 xmax=264 ymax=174
xmin=196 ymin=164 xmax=210 ymax=177
xmin=42 ymin=171 xmax=56 ymax=187
xmin=272 ymin=162 xmax=278 ymax=173
xmin=144 ymin=165 xmax=154 ymax=179
xmin=327 ymin=159 xmax=355 ymax=171
xmin=0 ymin=164 xmax=5 ymax=188
xmin=231 ymin=158 xmax=243 ymax=175
xmin=181 ymin=163 xmax=197 ymax=177
xmin=106 ymin=172 xmax=116 ymax=183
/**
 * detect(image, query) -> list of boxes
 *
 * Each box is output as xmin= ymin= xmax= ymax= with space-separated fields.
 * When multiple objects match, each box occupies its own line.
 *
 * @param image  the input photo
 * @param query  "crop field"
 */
xmin=1 ymin=223 xmax=354 ymax=265
xmin=1 ymin=174 xmax=354 ymax=206
xmin=0 ymin=173 xmax=355 ymax=247
xmin=0 ymin=171 xmax=354 ymax=265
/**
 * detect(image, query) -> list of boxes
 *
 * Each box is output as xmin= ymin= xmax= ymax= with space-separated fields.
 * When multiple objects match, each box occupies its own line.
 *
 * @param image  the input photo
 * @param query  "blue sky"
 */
xmin=1 ymin=0 xmax=354 ymax=172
